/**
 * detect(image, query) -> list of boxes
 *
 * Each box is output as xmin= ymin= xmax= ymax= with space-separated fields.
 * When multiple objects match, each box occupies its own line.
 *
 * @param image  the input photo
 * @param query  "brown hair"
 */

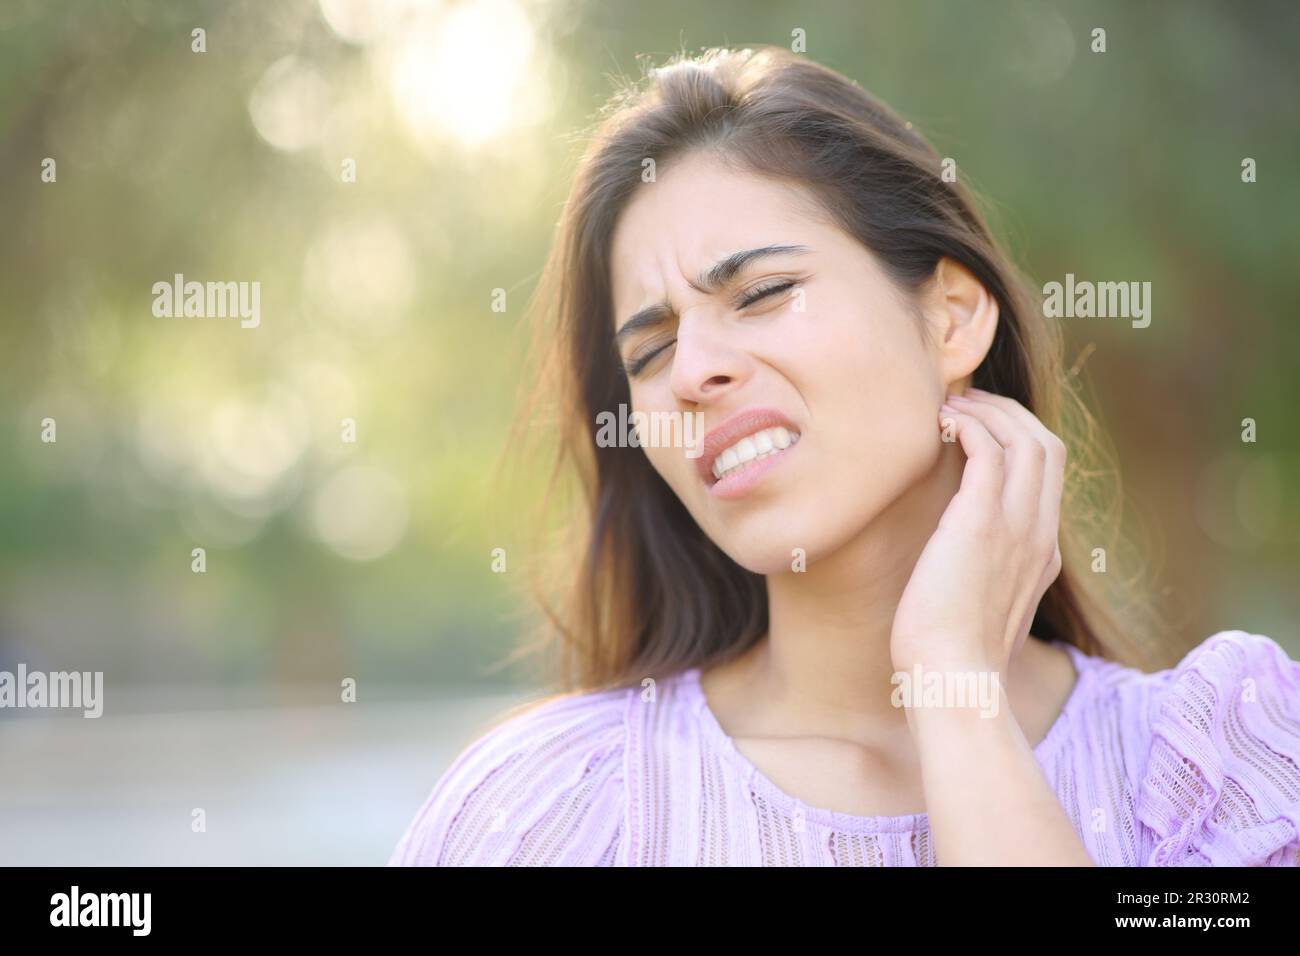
xmin=501 ymin=45 xmax=1163 ymax=693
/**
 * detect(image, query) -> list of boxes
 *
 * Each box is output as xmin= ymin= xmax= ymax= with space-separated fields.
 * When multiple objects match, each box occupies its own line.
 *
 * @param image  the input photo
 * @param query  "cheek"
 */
xmin=805 ymin=310 xmax=941 ymax=500
xmin=642 ymin=444 xmax=693 ymax=497
xmin=629 ymin=383 xmax=687 ymax=469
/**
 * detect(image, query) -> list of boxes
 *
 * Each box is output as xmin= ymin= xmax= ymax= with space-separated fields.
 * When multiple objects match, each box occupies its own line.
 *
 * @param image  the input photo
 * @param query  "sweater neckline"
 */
xmin=683 ymin=641 xmax=1092 ymax=835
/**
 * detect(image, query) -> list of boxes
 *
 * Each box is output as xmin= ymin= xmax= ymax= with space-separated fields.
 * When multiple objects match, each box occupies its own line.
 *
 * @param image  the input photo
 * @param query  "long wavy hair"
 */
xmin=499 ymin=45 xmax=1165 ymax=694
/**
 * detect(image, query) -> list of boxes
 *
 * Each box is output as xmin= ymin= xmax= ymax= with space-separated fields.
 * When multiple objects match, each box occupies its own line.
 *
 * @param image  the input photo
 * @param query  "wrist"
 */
xmin=900 ymin=678 xmax=1014 ymax=750
xmin=890 ymin=629 xmax=1003 ymax=677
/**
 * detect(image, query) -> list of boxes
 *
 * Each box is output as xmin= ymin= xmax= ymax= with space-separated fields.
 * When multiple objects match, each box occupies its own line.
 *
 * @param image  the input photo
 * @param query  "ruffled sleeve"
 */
xmin=1136 ymin=630 xmax=1300 ymax=866
xmin=387 ymin=688 xmax=630 ymax=866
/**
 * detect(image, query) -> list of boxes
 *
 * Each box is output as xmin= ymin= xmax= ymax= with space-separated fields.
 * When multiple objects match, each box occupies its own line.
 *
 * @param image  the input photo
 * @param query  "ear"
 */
xmin=926 ymin=257 xmax=999 ymax=389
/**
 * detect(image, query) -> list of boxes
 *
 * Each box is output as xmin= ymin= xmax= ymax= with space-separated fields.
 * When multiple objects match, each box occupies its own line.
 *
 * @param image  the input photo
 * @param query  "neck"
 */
xmin=750 ymin=445 xmax=964 ymax=741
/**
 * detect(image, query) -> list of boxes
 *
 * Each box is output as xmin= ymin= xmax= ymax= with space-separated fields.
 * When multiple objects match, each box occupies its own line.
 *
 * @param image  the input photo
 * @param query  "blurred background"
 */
xmin=0 ymin=0 xmax=1296 ymax=863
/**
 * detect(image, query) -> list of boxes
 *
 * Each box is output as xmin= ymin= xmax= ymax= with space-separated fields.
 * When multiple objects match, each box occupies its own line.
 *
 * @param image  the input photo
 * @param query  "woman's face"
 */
xmin=608 ymin=152 xmax=951 ymax=575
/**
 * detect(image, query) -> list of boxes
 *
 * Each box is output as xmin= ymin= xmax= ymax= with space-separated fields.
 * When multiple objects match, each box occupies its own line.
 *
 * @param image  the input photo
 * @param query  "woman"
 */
xmin=390 ymin=46 xmax=1300 ymax=866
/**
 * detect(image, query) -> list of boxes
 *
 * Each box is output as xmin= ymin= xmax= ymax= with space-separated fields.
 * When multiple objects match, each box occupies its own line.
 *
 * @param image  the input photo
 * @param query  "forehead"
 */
xmin=609 ymin=154 xmax=824 ymax=308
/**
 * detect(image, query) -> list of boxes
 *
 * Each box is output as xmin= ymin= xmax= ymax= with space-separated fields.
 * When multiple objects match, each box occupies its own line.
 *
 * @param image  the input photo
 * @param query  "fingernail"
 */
xmin=940 ymin=404 xmax=957 ymax=415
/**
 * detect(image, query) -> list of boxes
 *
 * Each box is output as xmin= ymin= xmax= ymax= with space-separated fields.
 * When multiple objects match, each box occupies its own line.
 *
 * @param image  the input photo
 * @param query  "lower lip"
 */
xmin=707 ymin=440 xmax=800 ymax=500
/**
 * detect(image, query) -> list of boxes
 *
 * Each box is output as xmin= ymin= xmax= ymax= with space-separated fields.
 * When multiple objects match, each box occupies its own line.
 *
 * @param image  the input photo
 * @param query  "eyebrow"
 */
xmin=614 ymin=243 xmax=811 ymax=345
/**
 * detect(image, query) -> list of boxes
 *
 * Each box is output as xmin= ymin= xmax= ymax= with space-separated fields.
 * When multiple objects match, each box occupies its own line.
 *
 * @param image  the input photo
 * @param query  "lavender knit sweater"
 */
xmin=389 ymin=631 xmax=1300 ymax=866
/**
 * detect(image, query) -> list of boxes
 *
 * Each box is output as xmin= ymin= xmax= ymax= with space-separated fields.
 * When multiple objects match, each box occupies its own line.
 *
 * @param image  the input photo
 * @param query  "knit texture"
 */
xmin=388 ymin=630 xmax=1300 ymax=866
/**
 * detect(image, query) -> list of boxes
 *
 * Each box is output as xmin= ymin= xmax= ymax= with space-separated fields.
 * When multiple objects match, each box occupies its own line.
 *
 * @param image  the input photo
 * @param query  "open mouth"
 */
xmin=696 ymin=408 xmax=802 ymax=496
xmin=709 ymin=425 xmax=800 ymax=482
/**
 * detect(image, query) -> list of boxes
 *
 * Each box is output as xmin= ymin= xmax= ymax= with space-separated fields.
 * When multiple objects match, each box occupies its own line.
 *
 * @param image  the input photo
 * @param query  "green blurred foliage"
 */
xmin=0 ymin=0 xmax=1296 ymax=688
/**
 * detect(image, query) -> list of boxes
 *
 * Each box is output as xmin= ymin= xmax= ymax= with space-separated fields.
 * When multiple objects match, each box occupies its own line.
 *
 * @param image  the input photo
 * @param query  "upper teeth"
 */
xmin=711 ymin=426 xmax=799 ymax=480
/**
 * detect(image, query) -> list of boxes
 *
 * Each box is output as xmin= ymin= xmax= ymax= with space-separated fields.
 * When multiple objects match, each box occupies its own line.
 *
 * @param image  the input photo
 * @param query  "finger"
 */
xmin=961 ymin=389 xmax=1062 ymax=497
xmin=938 ymin=405 xmax=1003 ymax=505
xmin=947 ymin=393 xmax=1043 ymax=523
xmin=965 ymin=388 xmax=1066 ymax=546
xmin=963 ymin=388 xmax=1064 ymax=461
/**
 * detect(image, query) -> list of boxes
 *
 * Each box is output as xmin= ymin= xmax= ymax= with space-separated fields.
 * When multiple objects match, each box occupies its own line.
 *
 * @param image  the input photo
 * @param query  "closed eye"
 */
xmin=623 ymin=338 xmax=674 ymax=377
xmin=736 ymin=279 xmax=797 ymax=309
xmin=621 ymin=279 xmax=800 ymax=377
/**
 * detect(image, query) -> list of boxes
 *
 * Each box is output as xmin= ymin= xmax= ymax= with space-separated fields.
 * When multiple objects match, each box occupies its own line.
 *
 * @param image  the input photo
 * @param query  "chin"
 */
xmin=697 ymin=478 xmax=911 ymax=577
xmin=703 ymin=512 xmax=855 ymax=577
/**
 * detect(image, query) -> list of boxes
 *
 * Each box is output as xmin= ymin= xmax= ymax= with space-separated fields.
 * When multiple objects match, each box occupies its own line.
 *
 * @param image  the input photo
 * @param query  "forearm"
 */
xmin=906 ymin=686 xmax=1095 ymax=866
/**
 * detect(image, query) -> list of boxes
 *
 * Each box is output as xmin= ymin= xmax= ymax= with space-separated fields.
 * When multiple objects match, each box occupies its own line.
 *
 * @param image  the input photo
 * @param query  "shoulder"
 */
xmin=388 ymin=682 xmax=636 ymax=866
xmin=1131 ymin=630 xmax=1300 ymax=865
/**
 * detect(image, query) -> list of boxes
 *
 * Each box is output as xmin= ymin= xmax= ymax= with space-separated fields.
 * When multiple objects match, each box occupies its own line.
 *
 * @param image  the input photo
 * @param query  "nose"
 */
xmin=668 ymin=308 xmax=747 ymax=405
